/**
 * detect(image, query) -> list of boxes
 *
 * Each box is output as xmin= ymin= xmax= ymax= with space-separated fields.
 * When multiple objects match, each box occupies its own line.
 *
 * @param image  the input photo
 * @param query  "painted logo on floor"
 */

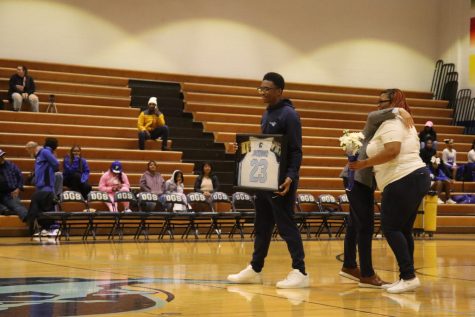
xmin=0 ymin=277 xmax=174 ymax=316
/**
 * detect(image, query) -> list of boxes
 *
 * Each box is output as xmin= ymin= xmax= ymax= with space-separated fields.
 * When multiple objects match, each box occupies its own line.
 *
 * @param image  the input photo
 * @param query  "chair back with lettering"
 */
xmin=296 ymin=193 xmax=318 ymax=212
xmin=231 ymin=192 xmax=255 ymax=212
xmin=86 ymin=191 xmax=112 ymax=212
xmin=113 ymin=191 xmax=136 ymax=212
xmin=337 ymin=194 xmax=350 ymax=212
xmin=186 ymin=192 xmax=211 ymax=212
xmin=318 ymin=194 xmax=339 ymax=212
xmin=210 ymin=192 xmax=232 ymax=212
xmin=136 ymin=192 xmax=162 ymax=212
xmin=59 ymin=190 xmax=87 ymax=212
xmin=163 ymin=193 xmax=189 ymax=211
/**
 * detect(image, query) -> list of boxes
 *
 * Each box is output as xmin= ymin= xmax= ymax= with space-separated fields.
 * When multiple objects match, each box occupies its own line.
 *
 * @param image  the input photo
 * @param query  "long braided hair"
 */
xmin=381 ymin=89 xmax=412 ymax=114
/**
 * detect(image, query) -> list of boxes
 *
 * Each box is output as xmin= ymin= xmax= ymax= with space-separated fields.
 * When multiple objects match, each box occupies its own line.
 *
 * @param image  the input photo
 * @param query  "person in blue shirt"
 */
xmin=63 ymin=145 xmax=92 ymax=199
xmin=26 ymin=138 xmax=61 ymax=236
xmin=0 ymin=149 xmax=28 ymax=221
xmin=227 ymin=72 xmax=308 ymax=289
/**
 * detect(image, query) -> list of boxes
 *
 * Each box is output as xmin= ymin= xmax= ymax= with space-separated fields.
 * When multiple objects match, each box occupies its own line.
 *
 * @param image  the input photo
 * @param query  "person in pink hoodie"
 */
xmin=98 ymin=161 xmax=131 ymax=212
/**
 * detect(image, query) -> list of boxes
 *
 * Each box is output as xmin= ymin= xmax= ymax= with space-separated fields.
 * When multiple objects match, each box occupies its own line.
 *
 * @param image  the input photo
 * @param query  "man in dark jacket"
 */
xmin=0 ymin=149 xmax=28 ymax=221
xmin=227 ymin=72 xmax=308 ymax=289
xmin=8 ymin=65 xmax=39 ymax=112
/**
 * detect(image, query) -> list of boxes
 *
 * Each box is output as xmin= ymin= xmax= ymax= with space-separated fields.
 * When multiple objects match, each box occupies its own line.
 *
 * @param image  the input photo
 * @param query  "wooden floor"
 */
xmin=0 ymin=236 xmax=473 ymax=316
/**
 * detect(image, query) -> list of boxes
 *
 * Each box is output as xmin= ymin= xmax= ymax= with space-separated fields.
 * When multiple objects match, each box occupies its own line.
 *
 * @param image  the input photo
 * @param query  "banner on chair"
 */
xmin=234 ymin=134 xmax=287 ymax=191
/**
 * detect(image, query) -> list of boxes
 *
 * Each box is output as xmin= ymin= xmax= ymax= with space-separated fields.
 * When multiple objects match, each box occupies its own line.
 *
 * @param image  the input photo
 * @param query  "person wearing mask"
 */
xmin=8 ymin=65 xmax=39 ymax=112
xmin=164 ymin=170 xmax=188 ymax=211
xmin=63 ymin=145 xmax=92 ymax=199
xmin=193 ymin=162 xmax=220 ymax=200
xmin=350 ymin=90 xmax=431 ymax=293
xmin=418 ymin=121 xmax=437 ymax=149
xmin=419 ymin=139 xmax=437 ymax=166
xmin=227 ymin=72 xmax=308 ymax=289
xmin=139 ymin=160 xmax=166 ymax=211
xmin=442 ymin=139 xmax=458 ymax=180
xmin=98 ymin=161 xmax=131 ymax=212
xmin=137 ymin=97 xmax=169 ymax=151
xmin=27 ymin=138 xmax=61 ymax=237
xmin=0 ymin=149 xmax=28 ymax=221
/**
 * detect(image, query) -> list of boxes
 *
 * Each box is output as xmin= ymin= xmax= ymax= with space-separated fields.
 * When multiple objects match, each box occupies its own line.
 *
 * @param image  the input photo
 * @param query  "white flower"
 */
xmin=339 ymin=130 xmax=365 ymax=156
xmin=430 ymin=156 xmax=440 ymax=165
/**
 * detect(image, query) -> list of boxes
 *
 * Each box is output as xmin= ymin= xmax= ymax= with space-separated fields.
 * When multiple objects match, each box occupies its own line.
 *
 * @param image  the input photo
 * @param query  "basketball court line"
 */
xmin=0 ymin=254 xmax=397 ymax=317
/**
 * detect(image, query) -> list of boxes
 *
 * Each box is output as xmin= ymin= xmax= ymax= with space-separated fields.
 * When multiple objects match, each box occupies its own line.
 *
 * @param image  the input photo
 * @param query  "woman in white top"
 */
xmin=442 ymin=139 xmax=457 ymax=179
xmin=467 ymin=140 xmax=475 ymax=163
xmin=193 ymin=162 xmax=220 ymax=199
xmin=350 ymin=89 xmax=430 ymax=294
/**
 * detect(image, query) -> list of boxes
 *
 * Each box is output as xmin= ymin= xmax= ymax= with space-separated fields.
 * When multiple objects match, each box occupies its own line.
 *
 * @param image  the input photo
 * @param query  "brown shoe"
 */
xmin=359 ymin=274 xmax=389 ymax=289
xmin=339 ymin=267 xmax=361 ymax=282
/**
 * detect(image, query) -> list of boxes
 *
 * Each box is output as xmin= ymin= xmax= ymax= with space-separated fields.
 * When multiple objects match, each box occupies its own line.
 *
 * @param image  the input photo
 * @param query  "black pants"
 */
xmin=343 ymin=180 xmax=375 ymax=277
xmin=251 ymin=181 xmax=306 ymax=274
xmin=63 ymin=173 xmax=92 ymax=199
xmin=381 ymin=167 xmax=430 ymax=280
xmin=138 ymin=126 xmax=169 ymax=150
xmin=26 ymin=191 xmax=57 ymax=234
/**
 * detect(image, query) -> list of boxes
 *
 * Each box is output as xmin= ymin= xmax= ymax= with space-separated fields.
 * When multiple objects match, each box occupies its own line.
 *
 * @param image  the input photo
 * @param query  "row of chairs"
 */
xmin=38 ymin=190 xmax=381 ymax=241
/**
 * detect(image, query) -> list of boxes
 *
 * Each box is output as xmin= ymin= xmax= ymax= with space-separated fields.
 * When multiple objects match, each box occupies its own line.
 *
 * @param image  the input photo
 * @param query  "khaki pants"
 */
xmin=11 ymin=92 xmax=39 ymax=112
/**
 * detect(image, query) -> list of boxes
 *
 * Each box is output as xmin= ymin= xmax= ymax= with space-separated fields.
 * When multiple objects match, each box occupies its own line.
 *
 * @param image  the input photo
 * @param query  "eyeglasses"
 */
xmin=377 ymin=99 xmax=391 ymax=105
xmin=257 ymin=87 xmax=277 ymax=93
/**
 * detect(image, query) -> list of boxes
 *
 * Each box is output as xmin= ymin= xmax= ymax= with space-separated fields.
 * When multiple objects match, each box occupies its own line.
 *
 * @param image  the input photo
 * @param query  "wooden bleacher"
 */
xmin=181 ymin=82 xmax=475 ymax=234
xmin=0 ymin=58 xmax=474 ymax=235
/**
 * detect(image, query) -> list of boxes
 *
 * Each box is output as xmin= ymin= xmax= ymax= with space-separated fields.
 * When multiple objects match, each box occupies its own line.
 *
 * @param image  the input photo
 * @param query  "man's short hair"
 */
xmin=44 ymin=138 xmax=58 ymax=151
xmin=263 ymin=72 xmax=285 ymax=90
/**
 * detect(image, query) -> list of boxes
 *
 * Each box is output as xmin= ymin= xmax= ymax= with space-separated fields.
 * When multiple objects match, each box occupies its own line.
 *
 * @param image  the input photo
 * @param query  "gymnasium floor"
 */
xmin=0 ymin=236 xmax=473 ymax=316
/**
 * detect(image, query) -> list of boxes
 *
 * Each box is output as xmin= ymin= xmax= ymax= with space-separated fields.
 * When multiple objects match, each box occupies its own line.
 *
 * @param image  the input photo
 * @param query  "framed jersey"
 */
xmin=234 ymin=134 xmax=287 ymax=191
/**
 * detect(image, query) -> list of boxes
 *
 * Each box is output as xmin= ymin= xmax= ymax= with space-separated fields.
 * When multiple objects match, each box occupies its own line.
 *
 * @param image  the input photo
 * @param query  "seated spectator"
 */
xmin=63 ymin=145 xmax=92 ymax=199
xmin=468 ymin=140 xmax=475 ymax=164
xmin=164 ymin=170 xmax=187 ymax=211
xmin=139 ymin=160 xmax=165 ymax=211
xmin=419 ymin=139 xmax=436 ymax=166
xmin=25 ymin=141 xmax=63 ymax=196
xmin=419 ymin=121 xmax=437 ymax=149
xmin=8 ymin=65 xmax=39 ymax=112
xmin=193 ymin=162 xmax=220 ymax=199
xmin=0 ymin=149 xmax=28 ymax=221
xmin=464 ymin=140 xmax=475 ymax=182
xmin=27 ymin=138 xmax=61 ymax=236
xmin=98 ymin=161 xmax=131 ymax=212
xmin=137 ymin=97 xmax=169 ymax=151
xmin=442 ymin=139 xmax=458 ymax=179
xmin=429 ymin=155 xmax=456 ymax=204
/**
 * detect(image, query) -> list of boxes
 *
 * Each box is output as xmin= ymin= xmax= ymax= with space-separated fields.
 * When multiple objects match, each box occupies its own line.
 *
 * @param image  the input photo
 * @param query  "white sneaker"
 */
xmin=386 ymin=277 xmax=420 ymax=293
xmin=276 ymin=269 xmax=310 ymax=289
xmin=446 ymin=198 xmax=456 ymax=204
xmin=227 ymin=265 xmax=262 ymax=284
xmin=382 ymin=280 xmax=400 ymax=290
xmin=437 ymin=198 xmax=445 ymax=204
xmin=124 ymin=208 xmax=133 ymax=213
xmin=48 ymin=229 xmax=60 ymax=237
xmin=33 ymin=230 xmax=48 ymax=237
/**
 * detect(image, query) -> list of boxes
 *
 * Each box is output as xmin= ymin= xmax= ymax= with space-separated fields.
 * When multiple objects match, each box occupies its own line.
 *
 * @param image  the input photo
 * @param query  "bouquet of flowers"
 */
xmin=339 ymin=129 xmax=365 ymax=191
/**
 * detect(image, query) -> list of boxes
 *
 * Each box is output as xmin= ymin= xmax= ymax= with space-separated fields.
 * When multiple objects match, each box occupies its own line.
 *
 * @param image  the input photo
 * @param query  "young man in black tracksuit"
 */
xmin=227 ymin=72 xmax=309 ymax=289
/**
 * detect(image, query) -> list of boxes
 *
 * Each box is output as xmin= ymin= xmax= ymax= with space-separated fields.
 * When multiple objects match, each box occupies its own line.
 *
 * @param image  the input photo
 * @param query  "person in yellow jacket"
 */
xmin=137 ymin=97 xmax=169 ymax=150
